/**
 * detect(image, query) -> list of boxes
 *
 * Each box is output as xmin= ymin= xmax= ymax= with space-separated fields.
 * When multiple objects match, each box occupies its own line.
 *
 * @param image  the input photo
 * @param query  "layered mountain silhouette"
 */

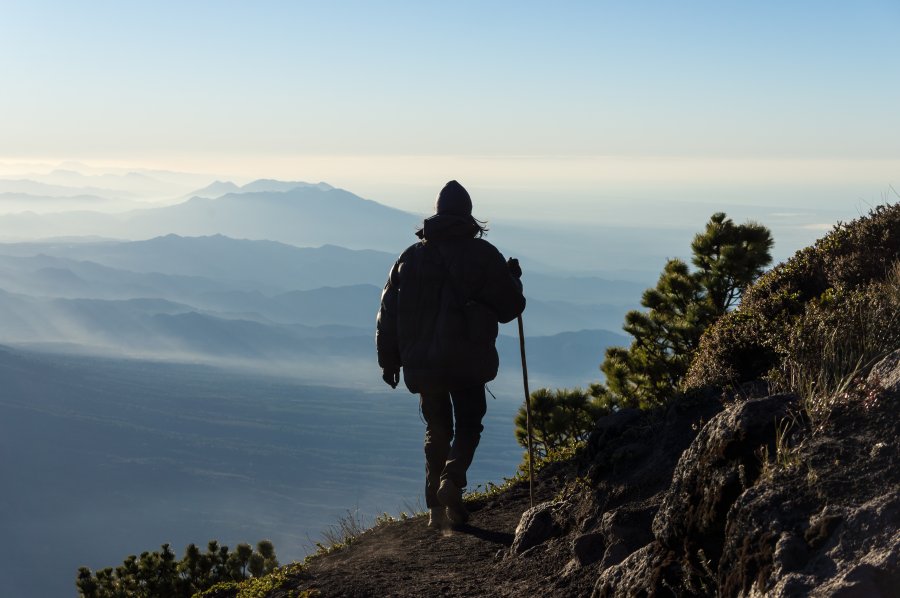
xmin=0 ymin=228 xmax=634 ymax=388
xmin=0 ymin=286 xmax=623 ymax=385
xmin=0 ymin=233 xmax=638 ymax=334
xmin=179 ymin=179 xmax=334 ymax=200
xmin=0 ymin=185 xmax=421 ymax=250
xmin=0 ymin=235 xmax=396 ymax=290
xmin=0 ymin=176 xmax=646 ymax=388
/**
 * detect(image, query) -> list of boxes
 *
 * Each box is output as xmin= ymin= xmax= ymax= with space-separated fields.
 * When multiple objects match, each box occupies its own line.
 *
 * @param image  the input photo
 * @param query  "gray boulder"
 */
xmin=868 ymin=348 xmax=900 ymax=395
xmin=511 ymin=500 xmax=567 ymax=555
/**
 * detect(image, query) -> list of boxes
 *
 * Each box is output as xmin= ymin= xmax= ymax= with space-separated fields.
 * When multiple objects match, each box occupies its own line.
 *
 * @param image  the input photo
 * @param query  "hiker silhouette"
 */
xmin=376 ymin=180 xmax=526 ymax=528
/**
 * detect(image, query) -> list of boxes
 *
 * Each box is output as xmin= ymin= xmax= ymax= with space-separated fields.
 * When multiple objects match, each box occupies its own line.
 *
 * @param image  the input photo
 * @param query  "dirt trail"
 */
xmin=287 ymin=477 xmax=588 ymax=598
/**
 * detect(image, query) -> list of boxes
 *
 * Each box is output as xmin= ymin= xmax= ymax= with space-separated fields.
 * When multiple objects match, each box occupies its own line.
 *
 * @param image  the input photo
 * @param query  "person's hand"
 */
xmin=507 ymin=257 xmax=522 ymax=279
xmin=382 ymin=367 xmax=400 ymax=389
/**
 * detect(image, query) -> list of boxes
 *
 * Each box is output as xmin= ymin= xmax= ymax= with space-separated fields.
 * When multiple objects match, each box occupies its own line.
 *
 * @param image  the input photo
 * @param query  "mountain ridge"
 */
xmin=0 ymin=185 xmax=422 ymax=250
xmin=0 ymin=233 xmax=641 ymax=336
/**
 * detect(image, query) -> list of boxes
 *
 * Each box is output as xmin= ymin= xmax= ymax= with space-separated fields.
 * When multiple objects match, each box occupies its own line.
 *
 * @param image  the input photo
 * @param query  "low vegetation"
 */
xmin=686 ymin=202 xmax=900 ymax=394
xmin=517 ymin=204 xmax=899 ymax=511
xmin=76 ymin=540 xmax=278 ymax=598
xmin=513 ymin=386 xmax=610 ymax=458
xmin=516 ymin=212 xmax=774 ymax=462
xmin=195 ymin=562 xmax=313 ymax=598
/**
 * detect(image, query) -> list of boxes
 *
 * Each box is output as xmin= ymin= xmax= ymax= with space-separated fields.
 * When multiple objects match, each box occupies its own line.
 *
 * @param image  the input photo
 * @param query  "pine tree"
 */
xmin=597 ymin=213 xmax=773 ymax=408
xmin=514 ymin=387 xmax=611 ymax=457
xmin=256 ymin=539 xmax=279 ymax=573
xmin=76 ymin=539 xmax=278 ymax=597
xmin=691 ymin=212 xmax=774 ymax=315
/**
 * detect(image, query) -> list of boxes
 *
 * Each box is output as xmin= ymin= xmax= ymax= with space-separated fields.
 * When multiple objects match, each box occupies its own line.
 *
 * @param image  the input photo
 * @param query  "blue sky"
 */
xmin=1 ymin=1 xmax=898 ymax=218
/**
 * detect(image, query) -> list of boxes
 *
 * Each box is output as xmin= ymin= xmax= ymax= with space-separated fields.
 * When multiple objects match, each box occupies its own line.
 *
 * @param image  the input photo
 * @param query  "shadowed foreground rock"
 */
xmin=593 ymin=353 xmax=900 ymax=597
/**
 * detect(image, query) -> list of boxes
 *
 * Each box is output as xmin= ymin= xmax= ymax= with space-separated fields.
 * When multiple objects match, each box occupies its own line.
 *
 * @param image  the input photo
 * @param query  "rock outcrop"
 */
xmin=589 ymin=352 xmax=900 ymax=597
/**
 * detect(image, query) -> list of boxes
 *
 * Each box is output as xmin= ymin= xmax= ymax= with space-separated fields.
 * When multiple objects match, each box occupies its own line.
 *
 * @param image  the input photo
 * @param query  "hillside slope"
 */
xmin=197 ymin=204 xmax=900 ymax=598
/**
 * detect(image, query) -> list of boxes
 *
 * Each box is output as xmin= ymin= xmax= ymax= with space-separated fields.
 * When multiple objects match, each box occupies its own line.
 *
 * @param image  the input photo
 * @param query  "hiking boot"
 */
xmin=427 ymin=507 xmax=448 ymax=529
xmin=436 ymin=479 xmax=470 ymax=525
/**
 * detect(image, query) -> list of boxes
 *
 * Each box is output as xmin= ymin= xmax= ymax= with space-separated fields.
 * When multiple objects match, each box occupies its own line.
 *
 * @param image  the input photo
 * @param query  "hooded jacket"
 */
xmin=376 ymin=214 xmax=526 ymax=393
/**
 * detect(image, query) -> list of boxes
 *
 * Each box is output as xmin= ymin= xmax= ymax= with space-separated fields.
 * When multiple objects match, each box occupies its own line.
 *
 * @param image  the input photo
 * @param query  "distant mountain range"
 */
xmin=0 ymin=230 xmax=636 ymax=387
xmin=0 ymin=176 xmax=648 ymax=387
xmin=182 ymin=180 xmax=241 ymax=198
xmin=0 ymin=168 xmax=204 ymax=199
xmin=0 ymin=176 xmax=675 ymax=279
xmin=0 ymin=184 xmax=421 ymax=251
xmin=0 ymin=234 xmax=639 ymax=333
xmin=0 ymin=286 xmax=623 ymax=385
xmin=0 ymin=235 xmax=396 ymax=291
xmin=0 ymin=232 xmax=645 ymax=302
xmin=0 ymin=177 xmax=140 ymax=199
xmin=181 ymin=179 xmax=334 ymax=200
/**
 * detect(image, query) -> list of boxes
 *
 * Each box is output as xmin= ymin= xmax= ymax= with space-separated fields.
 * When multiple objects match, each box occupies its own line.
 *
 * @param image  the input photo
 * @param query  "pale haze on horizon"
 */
xmin=1 ymin=1 xmax=898 ymax=229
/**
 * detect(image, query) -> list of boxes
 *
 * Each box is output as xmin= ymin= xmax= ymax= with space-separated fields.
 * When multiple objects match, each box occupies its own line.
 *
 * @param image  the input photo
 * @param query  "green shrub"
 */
xmin=514 ymin=387 xmax=611 ymax=458
xmin=683 ymin=308 xmax=782 ymax=390
xmin=76 ymin=540 xmax=278 ymax=598
xmin=685 ymin=202 xmax=900 ymax=392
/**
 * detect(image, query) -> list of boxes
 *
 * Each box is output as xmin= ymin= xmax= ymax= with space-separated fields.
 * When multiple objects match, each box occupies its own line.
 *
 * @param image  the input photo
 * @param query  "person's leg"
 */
xmin=440 ymin=385 xmax=487 ymax=493
xmin=420 ymin=392 xmax=453 ymax=509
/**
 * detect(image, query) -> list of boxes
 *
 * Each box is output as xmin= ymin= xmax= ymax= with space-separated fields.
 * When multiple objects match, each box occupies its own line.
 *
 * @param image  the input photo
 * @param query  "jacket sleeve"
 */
xmin=476 ymin=245 xmax=526 ymax=324
xmin=376 ymin=259 xmax=402 ymax=370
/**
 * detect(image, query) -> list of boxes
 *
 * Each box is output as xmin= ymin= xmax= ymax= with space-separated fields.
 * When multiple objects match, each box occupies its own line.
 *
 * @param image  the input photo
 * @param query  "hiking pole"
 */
xmin=517 ymin=313 xmax=535 ymax=509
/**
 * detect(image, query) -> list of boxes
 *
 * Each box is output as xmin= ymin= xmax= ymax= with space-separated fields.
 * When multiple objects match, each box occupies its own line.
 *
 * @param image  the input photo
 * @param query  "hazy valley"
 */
xmin=0 ymin=172 xmax=641 ymax=597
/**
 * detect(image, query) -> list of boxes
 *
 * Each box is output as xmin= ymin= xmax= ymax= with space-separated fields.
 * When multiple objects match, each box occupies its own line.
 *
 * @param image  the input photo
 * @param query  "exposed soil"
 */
xmin=285 ymin=466 xmax=579 ymax=598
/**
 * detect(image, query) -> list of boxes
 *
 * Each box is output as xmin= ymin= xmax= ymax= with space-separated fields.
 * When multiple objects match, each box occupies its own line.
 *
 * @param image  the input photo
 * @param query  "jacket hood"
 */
xmin=416 ymin=213 xmax=479 ymax=242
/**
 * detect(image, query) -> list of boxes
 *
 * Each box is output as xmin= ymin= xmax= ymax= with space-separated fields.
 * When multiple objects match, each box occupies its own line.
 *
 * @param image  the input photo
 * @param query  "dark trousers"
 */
xmin=420 ymin=386 xmax=487 ymax=508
